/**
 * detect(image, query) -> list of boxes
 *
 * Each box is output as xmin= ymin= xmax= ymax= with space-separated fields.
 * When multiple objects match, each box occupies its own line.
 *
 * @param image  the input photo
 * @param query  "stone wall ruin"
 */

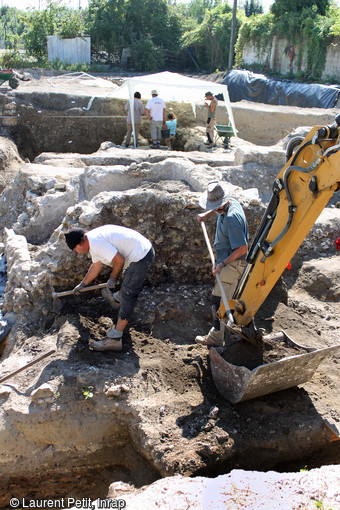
xmin=0 ymin=87 xmax=339 ymax=506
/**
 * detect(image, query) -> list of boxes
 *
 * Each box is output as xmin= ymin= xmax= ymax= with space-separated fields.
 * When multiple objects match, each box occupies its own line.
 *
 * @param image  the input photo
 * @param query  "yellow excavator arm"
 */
xmin=225 ymin=117 xmax=340 ymax=329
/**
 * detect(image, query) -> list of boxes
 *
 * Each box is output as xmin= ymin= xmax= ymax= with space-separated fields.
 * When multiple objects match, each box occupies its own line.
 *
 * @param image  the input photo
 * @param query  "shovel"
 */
xmin=200 ymin=221 xmax=234 ymax=326
xmin=52 ymin=283 xmax=107 ymax=299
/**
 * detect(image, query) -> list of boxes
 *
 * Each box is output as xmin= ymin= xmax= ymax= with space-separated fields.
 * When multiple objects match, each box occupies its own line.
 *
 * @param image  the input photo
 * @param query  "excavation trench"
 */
xmin=0 ymin=85 xmax=339 ymax=506
xmin=0 ymin=280 xmax=338 ymax=508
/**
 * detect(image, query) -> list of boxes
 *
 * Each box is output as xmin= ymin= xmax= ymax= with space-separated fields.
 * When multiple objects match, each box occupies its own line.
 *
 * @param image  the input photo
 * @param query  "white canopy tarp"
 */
xmin=107 ymin=71 xmax=237 ymax=148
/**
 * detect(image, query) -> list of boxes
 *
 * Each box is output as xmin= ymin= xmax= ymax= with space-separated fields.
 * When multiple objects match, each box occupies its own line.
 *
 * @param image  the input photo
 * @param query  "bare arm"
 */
xmin=203 ymin=99 xmax=217 ymax=112
xmin=145 ymin=108 xmax=151 ymax=120
xmin=110 ymin=251 xmax=125 ymax=279
xmin=210 ymin=99 xmax=217 ymax=113
xmin=197 ymin=209 xmax=215 ymax=223
xmin=213 ymin=244 xmax=248 ymax=275
xmin=82 ymin=261 xmax=103 ymax=285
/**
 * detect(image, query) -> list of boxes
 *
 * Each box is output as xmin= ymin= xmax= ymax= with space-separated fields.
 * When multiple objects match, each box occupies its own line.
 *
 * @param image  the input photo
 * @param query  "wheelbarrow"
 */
xmin=215 ymin=123 xmax=235 ymax=149
xmin=0 ymin=69 xmax=19 ymax=89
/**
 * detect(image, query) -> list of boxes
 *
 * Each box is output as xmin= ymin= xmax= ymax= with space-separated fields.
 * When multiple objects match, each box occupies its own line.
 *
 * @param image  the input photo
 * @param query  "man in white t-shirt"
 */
xmin=145 ymin=89 xmax=166 ymax=149
xmin=65 ymin=225 xmax=155 ymax=352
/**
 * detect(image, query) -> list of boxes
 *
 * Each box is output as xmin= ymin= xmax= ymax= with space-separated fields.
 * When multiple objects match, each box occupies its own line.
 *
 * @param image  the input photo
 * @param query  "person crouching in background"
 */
xmin=165 ymin=111 xmax=177 ymax=151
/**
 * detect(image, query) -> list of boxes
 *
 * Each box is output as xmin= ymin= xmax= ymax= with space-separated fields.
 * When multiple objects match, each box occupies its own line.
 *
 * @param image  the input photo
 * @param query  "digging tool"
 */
xmin=200 ymin=221 xmax=234 ymax=326
xmin=0 ymin=349 xmax=55 ymax=384
xmin=210 ymin=332 xmax=340 ymax=403
xmin=52 ymin=283 xmax=107 ymax=299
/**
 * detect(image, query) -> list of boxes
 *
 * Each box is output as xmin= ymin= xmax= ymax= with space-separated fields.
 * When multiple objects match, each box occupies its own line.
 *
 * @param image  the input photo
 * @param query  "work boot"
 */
xmin=90 ymin=337 xmax=122 ymax=351
xmin=90 ymin=328 xmax=123 ymax=351
xmin=113 ymin=291 xmax=121 ymax=304
xmin=195 ymin=327 xmax=224 ymax=346
xmin=101 ymin=288 xmax=120 ymax=309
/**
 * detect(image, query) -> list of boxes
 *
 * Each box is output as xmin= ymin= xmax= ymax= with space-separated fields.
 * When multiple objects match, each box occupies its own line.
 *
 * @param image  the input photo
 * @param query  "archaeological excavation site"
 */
xmin=0 ymin=72 xmax=339 ymax=508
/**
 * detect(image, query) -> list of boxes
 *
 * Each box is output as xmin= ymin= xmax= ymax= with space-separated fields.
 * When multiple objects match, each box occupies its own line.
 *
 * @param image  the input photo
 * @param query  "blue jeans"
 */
xmin=119 ymin=247 xmax=155 ymax=321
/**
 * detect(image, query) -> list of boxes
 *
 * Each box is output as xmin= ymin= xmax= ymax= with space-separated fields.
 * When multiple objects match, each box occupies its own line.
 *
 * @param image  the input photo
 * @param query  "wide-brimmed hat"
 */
xmin=199 ymin=181 xmax=233 ymax=210
xmin=64 ymin=228 xmax=85 ymax=250
xmin=151 ymin=89 xmax=158 ymax=95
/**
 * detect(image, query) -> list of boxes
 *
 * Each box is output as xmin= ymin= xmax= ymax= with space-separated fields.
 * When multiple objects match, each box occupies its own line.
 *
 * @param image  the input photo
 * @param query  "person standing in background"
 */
xmin=124 ymin=91 xmax=145 ymax=147
xmin=145 ymin=90 xmax=166 ymax=149
xmin=204 ymin=91 xmax=218 ymax=148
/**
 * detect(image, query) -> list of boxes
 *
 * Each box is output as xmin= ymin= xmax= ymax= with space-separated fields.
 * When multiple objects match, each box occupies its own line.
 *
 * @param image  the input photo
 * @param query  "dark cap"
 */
xmin=64 ymin=228 xmax=85 ymax=250
xmin=205 ymin=91 xmax=213 ymax=97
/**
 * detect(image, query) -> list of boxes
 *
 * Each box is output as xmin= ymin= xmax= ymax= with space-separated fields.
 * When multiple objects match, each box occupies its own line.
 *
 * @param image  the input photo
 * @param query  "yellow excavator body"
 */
xmin=211 ymin=120 xmax=340 ymax=403
xmin=222 ymin=125 xmax=339 ymax=326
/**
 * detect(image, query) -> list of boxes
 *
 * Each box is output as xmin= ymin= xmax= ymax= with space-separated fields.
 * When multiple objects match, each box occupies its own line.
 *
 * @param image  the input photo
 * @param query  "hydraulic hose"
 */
xmin=260 ymin=144 xmax=329 ymax=261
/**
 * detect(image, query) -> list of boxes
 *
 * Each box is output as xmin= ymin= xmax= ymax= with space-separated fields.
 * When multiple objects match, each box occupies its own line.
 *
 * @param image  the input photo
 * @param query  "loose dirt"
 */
xmin=0 ymin=70 xmax=339 ymax=506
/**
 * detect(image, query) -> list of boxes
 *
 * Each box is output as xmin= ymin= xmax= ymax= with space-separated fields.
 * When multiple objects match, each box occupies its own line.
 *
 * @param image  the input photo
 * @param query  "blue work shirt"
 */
xmin=214 ymin=199 xmax=249 ymax=264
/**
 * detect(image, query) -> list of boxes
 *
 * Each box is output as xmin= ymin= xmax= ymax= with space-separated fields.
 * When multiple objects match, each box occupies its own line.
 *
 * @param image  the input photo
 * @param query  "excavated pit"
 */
xmin=0 ymin=81 xmax=339 ymax=506
xmin=0 ymin=277 xmax=339 ymax=506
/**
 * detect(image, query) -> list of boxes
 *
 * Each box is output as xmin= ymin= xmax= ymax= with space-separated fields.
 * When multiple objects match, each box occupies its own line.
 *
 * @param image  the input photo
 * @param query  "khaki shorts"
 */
xmin=206 ymin=117 xmax=216 ymax=137
xmin=212 ymin=259 xmax=247 ymax=299
xmin=150 ymin=120 xmax=163 ymax=140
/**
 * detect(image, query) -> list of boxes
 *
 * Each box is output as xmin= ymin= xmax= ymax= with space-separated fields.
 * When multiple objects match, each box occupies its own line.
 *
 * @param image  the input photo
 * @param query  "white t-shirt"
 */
xmin=87 ymin=225 xmax=152 ymax=269
xmin=145 ymin=96 xmax=166 ymax=122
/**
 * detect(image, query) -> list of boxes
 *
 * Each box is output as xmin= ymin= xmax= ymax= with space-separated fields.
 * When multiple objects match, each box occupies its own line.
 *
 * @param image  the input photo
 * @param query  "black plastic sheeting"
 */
xmin=223 ymin=69 xmax=340 ymax=109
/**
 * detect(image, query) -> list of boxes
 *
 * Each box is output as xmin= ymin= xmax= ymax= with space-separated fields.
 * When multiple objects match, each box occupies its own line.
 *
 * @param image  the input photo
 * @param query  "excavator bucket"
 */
xmin=210 ymin=332 xmax=340 ymax=403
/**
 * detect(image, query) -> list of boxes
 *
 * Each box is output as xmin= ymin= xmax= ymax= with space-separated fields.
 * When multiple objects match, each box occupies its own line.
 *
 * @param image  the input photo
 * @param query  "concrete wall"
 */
xmin=323 ymin=37 xmax=340 ymax=79
xmin=47 ymin=36 xmax=91 ymax=65
xmin=242 ymin=36 xmax=340 ymax=81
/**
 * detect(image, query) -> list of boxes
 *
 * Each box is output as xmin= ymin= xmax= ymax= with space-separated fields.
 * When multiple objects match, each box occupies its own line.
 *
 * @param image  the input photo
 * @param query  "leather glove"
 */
xmin=106 ymin=276 xmax=116 ymax=289
xmin=73 ymin=282 xmax=87 ymax=295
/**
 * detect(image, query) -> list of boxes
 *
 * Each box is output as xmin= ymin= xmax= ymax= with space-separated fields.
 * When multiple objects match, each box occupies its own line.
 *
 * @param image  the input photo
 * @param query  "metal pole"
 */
xmin=228 ymin=0 xmax=237 ymax=69
xmin=200 ymin=222 xmax=234 ymax=325
xmin=0 ymin=350 xmax=56 ymax=384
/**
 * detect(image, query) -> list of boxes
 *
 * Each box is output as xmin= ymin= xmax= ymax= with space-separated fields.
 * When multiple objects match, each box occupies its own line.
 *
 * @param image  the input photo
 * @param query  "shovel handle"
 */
xmin=0 ymin=349 xmax=56 ymax=384
xmin=52 ymin=283 xmax=107 ymax=299
xmin=200 ymin=221 xmax=234 ymax=325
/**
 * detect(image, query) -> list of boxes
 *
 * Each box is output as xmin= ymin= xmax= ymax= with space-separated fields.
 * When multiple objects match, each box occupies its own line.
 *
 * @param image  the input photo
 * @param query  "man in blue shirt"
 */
xmin=195 ymin=181 xmax=249 ymax=346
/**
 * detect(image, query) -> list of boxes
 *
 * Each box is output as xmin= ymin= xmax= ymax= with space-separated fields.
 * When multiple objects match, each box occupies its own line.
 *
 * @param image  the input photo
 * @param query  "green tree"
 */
xmin=87 ymin=0 xmax=125 ymax=62
xmin=270 ymin=0 xmax=330 ymax=18
xmin=124 ymin=0 xmax=181 ymax=50
xmin=185 ymin=0 xmax=216 ymax=24
xmin=58 ymin=7 xmax=87 ymax=38
xmin=23 ymin=1 xmax=87 ymax=60
xmin=24 ymin=9 xmax=50 ymax=58
xmin=244 ymin=0 xmax=263 ymax=17
xmin=183 ymin=2 xmax=244 ymax=71
xmin=0 ymin=6 xmax=25 ymax=49
xmin=130 ymin=33 xmax=165 ymax=71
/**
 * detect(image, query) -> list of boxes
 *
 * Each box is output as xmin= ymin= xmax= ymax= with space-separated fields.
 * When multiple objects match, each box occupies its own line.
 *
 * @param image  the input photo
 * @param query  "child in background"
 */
xmin=165 ymin=111 xmax=177 ymax=150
